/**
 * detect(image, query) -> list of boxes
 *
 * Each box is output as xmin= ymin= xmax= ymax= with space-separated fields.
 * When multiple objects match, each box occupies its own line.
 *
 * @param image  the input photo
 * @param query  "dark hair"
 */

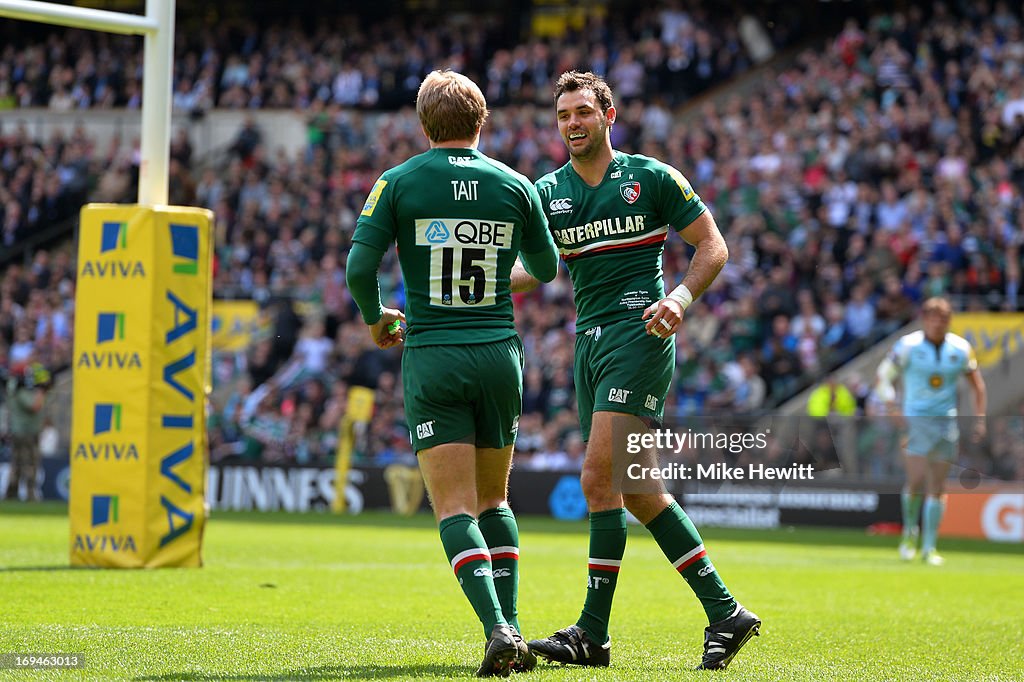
xmin=553 ymin=71 xmax=614 ymax=112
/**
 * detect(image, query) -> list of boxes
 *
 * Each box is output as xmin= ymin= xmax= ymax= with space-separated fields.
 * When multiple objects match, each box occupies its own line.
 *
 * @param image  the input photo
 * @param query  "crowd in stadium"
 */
xmin=2 ymin=3 xmax=1024 ymax=473
xmin=0 ymin=4 xmax=791 ymax=113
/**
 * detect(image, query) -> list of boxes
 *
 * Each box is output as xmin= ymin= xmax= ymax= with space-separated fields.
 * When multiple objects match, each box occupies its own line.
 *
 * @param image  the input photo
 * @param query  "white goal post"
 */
xmin=0 ymin=0 xmax=175 ymax=205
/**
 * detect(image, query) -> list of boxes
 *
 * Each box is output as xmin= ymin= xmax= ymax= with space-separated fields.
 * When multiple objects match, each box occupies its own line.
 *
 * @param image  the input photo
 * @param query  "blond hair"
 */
xmin=416 ymin=70 xmax=488 ymax=143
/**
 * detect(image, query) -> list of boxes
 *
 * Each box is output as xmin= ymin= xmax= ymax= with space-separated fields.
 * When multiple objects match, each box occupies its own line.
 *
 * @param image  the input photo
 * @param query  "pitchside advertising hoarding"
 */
xmin=7 ymin=459 xmax=1018 ymax=543
xmin=211 ymin=300 xmax=260 ymax=352
xmin=69 ymin=205 xmax=212 ymax=567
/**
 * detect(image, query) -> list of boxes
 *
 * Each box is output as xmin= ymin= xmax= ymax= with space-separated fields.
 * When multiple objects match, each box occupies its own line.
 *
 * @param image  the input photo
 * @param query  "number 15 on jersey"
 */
xmin=416 ymin=218 xmax=514 ymax=308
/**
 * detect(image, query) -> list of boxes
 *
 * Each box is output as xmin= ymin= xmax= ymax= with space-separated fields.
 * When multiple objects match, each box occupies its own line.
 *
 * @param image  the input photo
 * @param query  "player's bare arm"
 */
xmin=967 ymin=367 xmax=987 ymax=438
xmin=510 ymin=258 xmax=540 ymax=293
xmin=643 ymin=211 xmax=729 ymax=338
xmin=510 ymin=243 xmax=558 ymax=294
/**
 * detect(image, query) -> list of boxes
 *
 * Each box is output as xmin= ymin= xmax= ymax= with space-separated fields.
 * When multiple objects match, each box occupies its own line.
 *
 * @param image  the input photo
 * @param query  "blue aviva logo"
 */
xmin=91 ymin=494 xmax=119 ymax=527
xmin=170 ymin=224 xmax=198 ymax=275
xmin=93 ymin=403 xmax=123 ymax=435
xmin=96 ymin=312 xmax=126 ymax=344
xmin=100 ymin=222 xmax=127 ymax=253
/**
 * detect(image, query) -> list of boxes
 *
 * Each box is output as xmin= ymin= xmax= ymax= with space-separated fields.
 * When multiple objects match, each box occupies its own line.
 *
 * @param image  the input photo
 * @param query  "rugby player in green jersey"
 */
xmin=346 ymin=70 xmax=559 ymax=677
xmin=523 ymin=71 xmax=760 ymax=671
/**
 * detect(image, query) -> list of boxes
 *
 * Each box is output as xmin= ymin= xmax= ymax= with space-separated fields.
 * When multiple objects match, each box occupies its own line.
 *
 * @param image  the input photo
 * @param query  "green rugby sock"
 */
xmin=646 ymin=501 xmax=736 ymax=624
xmin=921 ymin=496 xmax=946 ymax=554
xmin=901 ymin=489 xmax=923 ymax=541
xmin=576 ymin=508 xmax=626 ymax=645
xmin=478 ymin=506 xmax=521 ymax=631
xmin=439 ymin=514 xmax=505 ymax=637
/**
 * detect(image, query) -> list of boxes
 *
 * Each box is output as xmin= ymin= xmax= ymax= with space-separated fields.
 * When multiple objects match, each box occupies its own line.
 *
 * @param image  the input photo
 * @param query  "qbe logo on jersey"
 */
xmin=415 ymin=218 xmax=515 ymax=308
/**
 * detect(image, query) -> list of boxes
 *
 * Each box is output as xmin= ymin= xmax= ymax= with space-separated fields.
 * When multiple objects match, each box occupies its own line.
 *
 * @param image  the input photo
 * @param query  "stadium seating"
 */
xmin=2 ymin=4 xmax=1023 ymax=469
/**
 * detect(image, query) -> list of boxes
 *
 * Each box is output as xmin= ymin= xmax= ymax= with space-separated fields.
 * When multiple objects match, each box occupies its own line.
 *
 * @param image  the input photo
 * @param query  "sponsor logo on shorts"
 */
xmin=608 ymin=388 xmax=631 ymax=404
xmin=645 ymin=394 xmax=658 ymax=410
xmin=416 ymin=420 xmax=435 ymax=439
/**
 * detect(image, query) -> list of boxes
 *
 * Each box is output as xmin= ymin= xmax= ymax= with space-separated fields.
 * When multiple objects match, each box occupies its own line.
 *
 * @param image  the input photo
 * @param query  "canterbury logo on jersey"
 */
xmin=549 ymin=198 xmax=573 ymax=214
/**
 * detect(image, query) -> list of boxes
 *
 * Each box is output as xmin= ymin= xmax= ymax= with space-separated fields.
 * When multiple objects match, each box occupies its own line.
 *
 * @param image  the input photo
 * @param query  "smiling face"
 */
xmin=556 ymin=88 xmax=615 ymax=161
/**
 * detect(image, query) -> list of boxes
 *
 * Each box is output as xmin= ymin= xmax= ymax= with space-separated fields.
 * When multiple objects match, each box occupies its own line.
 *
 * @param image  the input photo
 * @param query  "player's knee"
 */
xmin=580 ymin=467 xmax=614 ymax=506
xmin=623 ymin=493 xmax=673 ymax=524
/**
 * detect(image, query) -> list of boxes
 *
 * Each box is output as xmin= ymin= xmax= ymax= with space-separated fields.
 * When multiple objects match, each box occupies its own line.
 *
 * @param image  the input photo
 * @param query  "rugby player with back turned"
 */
xmin=346 ymin=70 xmax=558 ymax=677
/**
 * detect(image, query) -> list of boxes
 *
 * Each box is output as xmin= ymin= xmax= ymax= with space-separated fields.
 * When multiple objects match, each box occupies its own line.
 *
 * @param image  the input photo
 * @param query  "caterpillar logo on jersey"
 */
xmin=416 ymin=420 xmax=435 ymax=439
xmin=620 ymin=181 xmax=641 ymax=204
xmin=645 ymin=395 xmax=658 ymax=410
xmin=608 ymin=388 xmax=631 ymax=404
xmin=549 ymin=198 xmax=573 ymax=214
xmin=698 ymin=564 xmax=716 ymax=577
xmin=448 ymin=156 xmax=474 ymax=167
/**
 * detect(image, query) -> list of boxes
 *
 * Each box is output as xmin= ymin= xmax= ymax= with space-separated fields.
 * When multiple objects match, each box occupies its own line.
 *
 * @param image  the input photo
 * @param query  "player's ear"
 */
xmin=605 ymin=105 xmax=616 ymax=126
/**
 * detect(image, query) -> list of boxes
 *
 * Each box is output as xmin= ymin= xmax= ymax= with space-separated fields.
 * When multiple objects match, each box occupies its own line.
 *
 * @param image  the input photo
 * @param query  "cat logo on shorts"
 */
xmin=416 ymin=420 xmax=435 ymax=439
xmin=929 ymin=374 xmax=944 ymax=388
xmin=619 ymin=181 xmax=641 ymax=204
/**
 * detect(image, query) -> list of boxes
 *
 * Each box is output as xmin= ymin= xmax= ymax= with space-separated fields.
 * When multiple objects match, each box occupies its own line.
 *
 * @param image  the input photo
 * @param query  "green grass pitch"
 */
xmin=1 ymin=502 xmax=1022 ymax=681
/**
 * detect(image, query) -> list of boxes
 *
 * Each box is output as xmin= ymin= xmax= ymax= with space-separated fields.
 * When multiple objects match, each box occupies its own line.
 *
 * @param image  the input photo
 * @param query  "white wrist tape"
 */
xmin=667 ymin=284 xmax=694 ymax=311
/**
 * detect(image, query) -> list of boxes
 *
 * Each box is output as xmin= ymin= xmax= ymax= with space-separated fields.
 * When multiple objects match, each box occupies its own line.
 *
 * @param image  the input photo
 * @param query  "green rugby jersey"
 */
xmin=353 ymin=147 xmax=554 ymax=347
xmin=535 ymin=151 xmax=707 ymax=331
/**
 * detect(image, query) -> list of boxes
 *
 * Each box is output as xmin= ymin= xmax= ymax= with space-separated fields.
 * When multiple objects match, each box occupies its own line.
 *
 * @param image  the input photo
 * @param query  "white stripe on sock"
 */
xmin=449 ymin=547 xmax=490 ymax=571
xmin=672 ymin=544 xmax=705 ymax=569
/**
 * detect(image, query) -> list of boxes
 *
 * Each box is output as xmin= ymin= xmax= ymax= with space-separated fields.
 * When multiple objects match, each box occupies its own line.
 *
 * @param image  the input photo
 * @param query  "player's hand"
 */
xmin=973 ymin=418 xmax=987 ymax=441
xmin=642 ymin=297 xmax=686 ymax=338
xmin=368 ymin=308 xmax=406 ymax=350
